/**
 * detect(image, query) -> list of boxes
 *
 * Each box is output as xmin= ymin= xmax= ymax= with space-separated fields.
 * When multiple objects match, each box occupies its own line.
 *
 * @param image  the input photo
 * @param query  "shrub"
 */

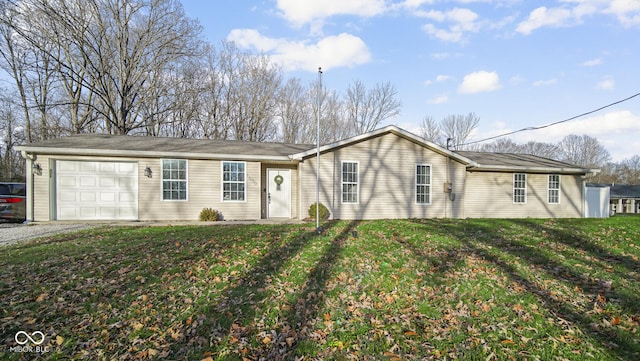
xmin=199 ymin=208 xmax=222 ymax=222
xmin=308 ymin=202 xmax=329 ymax=220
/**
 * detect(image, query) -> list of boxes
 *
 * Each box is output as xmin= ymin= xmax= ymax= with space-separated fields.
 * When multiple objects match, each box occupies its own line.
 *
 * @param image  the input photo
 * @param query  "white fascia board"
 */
xmin=467 ymin=164 xmax=600 ymax=174
xmin=15 ymin=146 xmax=295 ymax=162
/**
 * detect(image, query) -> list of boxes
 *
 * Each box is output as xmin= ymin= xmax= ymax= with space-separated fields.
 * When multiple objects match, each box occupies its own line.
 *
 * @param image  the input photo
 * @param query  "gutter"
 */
xmin=467 ymin=164 xmax=599 ymax=175
xmin=15 ymin=146 xmax=297 ymax=162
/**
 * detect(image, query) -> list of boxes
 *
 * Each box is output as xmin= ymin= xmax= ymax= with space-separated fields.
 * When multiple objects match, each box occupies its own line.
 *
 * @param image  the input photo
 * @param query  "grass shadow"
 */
xmin=422 ymin=218 xmax=640 ymax=360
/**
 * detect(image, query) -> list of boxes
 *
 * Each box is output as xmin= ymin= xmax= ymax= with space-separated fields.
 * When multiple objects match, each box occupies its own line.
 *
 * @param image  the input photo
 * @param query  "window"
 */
xmin=222 ymin=161 xmax=245 ymax=201
xmin=341 ymin=161 xmax=358 ymax=203
xmin=162 ymin=159 xmax=187 ymax=200
xmin=548 ymin=174 xmax=560 ymax=204
xmin=513 ymin=173 xmax=527 ymax=204
xmin=416 ymin=164 xmax=431 ymax=204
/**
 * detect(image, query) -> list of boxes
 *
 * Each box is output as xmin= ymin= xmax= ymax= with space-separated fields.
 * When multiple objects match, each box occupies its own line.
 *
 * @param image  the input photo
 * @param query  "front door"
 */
xmin=267 ymin=169 xmax=291 ymax=218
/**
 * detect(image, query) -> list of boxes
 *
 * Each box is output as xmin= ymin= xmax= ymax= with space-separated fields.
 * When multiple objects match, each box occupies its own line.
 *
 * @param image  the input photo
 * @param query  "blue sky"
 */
xmin=180 ymin=0 xmax=640 ymax=161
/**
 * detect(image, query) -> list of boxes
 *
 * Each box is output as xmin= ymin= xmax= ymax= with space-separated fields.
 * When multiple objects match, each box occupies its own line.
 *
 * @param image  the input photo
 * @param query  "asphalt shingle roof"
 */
xmin=22 ymin=134 xmax=314 ymax=158
xmin=455 ymin=151 xmax=586 ymax=170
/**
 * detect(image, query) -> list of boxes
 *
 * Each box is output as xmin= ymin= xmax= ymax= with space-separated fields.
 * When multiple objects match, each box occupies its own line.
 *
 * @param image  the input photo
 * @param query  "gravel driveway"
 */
xmin=0 ymin=222 xmax=98 ymax=246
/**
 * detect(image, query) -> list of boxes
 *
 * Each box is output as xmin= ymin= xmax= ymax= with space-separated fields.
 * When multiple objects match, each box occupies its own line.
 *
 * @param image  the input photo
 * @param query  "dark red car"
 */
xmin=0 ymin=183 xmax=26 ymax=222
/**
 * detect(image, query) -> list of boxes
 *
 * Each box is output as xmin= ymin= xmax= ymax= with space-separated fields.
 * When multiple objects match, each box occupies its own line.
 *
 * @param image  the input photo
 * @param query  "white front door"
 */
xmin=267 ymin=169 xmax=291 ymax=218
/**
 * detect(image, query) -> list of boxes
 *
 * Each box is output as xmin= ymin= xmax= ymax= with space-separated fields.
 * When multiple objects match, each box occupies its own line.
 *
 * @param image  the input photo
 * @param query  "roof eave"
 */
xmin=467 ymin=164 xmax=600 ymax=174
xmin=16 ymin=146 xmax=296 ymax=162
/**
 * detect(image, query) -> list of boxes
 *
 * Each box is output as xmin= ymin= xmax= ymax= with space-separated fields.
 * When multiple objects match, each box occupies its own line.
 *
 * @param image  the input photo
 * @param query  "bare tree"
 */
xmin=5 ymin=0 xmax=202 ymax=135
xmin=419 ymin=116 xmax=441 ymax=144
xmin=480 ymin=138 xmax=559 ymax=158
xmin=617 ymin=155 xmax=640 ymax=184
xmin=278 ymin=77 xmax=311 ymax=144
xmin=478 ymin=138 xmax=521 ymax=153
xmin=558 ymin=134 xmax=611 ymax=168
xmin=418 ymin=112 xmax=479 ymax=149
xmin=518 ymin=141 xmax=560 ymax=159
xmin=0 ymin=93 xmax=25 ymax=181
xmin=345 ymin=80 xmax=401 ymax=134
xmin=0 ymin=5 xmax=34 ymax=142
xmin=441 ymin=113 xmax=479 ymax=149
xmin=229 ymin=53 xmax=282 ymax=141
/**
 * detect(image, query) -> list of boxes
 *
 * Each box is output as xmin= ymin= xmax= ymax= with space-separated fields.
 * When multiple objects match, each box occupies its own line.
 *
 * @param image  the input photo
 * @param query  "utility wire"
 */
xmin=463 ymin=91 xmax=640 ymax=146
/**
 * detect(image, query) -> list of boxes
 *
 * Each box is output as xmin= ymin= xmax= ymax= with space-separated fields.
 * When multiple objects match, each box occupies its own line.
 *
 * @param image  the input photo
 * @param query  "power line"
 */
xmin=463 ymin=91 xmax=640 ymax=146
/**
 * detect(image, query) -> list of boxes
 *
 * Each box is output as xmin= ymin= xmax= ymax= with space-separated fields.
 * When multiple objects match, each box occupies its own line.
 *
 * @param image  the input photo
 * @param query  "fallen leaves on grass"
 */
xmin=0 ymin=219 xmax=638 ymax=360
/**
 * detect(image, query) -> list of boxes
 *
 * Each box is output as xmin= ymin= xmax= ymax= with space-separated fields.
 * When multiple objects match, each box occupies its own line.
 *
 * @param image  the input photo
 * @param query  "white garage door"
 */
xmin=56 ymin=160 xmax=138 ymax=220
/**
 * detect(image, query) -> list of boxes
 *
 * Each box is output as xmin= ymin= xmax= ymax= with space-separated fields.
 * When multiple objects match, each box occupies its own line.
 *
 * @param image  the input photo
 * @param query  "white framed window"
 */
xmin=222 ymin=161 xmax=246 ymax=202
xmin=162 ymin=159 xmax=187 ymax=201
xmin=416 ymin=164 xmax=432 ymax=204
xmin=548 ymin=174 xmax=560 ymax=204
xmin=513 ymin=173 xmax=527 ymax=204
xmin=341 ymin=161 xmax=359 ymax=203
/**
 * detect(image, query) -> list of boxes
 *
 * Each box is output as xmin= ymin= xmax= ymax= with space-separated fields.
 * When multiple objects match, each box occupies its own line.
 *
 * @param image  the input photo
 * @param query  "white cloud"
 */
xmin=605 ymin=0 xmax=640 ymax=27
xmin=424 ymin=74 xmax=451 ymax=86
xmin=276 ymin=0 xmax=386 ymax=28
xmin=227 ymin=29 xmax=371 ymax=72
xmin=517 ymin=1 xmax=640 ymax=35
xmin=582 ymin=57 xmax=602 ymax=66
xmin=421 ymin=8 xmax=481 ymax=42
xmin=516 ymin=6 xmax=576 ymax=34
xmin=597 ymin=78 xmax=615 ymax=90
xmin=428 ymin=95 xmax=449 ymax=104
xmin=458 ymin=71 xmax=502 ymax=94
xmin=533 ymin=78 xmax=558 ymax=87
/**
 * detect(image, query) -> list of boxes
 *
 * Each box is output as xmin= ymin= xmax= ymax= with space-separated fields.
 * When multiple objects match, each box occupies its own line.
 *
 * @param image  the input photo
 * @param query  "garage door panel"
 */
xmin=100 ymin=177 xmax=116 ymax=187
xmin=100 ymin=192 xmax=115 ymax=202
xmin=99 ymin=207 xmax=116 ymax=218
xmin=58 ymin=162 xmax=77 ymax=172
xmin=56 ymin=160 xmax=138 ymax=220
xmin=118 ymin=163 xmax=136 ymax=173
xmin=100 ymin=162 xmax=116 ymax=173
xmin=80 ymin=207 xmax=97 ymax=218
xmin=80 ymin=192 xmax=97 ymax=202
xmin=58 ymin=191 xmax=77 ymax=202
xmin=58 ymin=207 xmax=78 ymax=219
xmin=79 ymin=162 xmax=98 ymax=173
xmin=58 ymin=176 xmax=77 ymax=187
xmin=80 ymin=176 xmax=96 ymax=187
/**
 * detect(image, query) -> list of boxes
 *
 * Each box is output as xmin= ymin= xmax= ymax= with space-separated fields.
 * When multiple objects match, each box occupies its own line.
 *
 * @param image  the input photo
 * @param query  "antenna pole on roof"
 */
xmin=316 ymin=67 xmax=322 ymax=233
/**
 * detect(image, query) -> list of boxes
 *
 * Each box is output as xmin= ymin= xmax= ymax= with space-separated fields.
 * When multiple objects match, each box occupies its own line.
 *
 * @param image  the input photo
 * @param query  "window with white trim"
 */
xmin=222 ymin=161 xmax=245 ymax=201
xmin=416 ymin=164 xmax=431 ymax=204
xmin=341 ymin=161 xmax=358 ymax=203
xmin=513 ymin=173 xmax=527 ymax=204
xmin=548 ymin=174 xmax=560 ymax=204
xmin=162 ymin=159 xmax=187 ymax=200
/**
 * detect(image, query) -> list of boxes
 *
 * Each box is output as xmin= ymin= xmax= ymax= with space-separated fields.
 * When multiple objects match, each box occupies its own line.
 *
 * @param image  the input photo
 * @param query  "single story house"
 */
xmin=16 ymin=126 xmax=599 ymax=222
xmin=588 ymin=183 xmax=640 ymax=214
xmin=609 ymin=184 xmax=640 ymax=214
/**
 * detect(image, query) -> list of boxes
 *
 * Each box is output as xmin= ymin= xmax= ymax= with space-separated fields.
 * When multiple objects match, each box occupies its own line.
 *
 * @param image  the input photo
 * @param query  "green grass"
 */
xmin=1 ymin=217 xmax=639 ymax=360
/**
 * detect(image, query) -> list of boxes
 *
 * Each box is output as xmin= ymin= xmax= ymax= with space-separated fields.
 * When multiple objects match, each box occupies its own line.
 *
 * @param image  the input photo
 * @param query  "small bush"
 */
xmin=199 ymin=208 xmax=222 ymax=222
xmin=308 ymin=202 xmax=330 ymax=220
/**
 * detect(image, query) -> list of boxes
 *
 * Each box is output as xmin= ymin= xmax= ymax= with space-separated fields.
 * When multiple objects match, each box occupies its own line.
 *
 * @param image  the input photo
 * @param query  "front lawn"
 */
xmin=1 ymin=217 xmax=639 ymax=360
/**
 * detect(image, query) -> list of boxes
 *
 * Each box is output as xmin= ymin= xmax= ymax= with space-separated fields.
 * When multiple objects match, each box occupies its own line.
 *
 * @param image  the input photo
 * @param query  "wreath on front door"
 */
xmin=274 ymin=174 xmax=284 ymax=185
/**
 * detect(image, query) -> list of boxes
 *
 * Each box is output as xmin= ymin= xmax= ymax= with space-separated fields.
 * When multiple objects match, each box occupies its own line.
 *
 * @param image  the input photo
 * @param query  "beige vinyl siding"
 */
xmin=464 ymin=172 xmax=584 ymax=218
xmin=33 ymin=156 xmax=53 ymax=221
xmin=31 ymin=155 xmax=262 ymax=221
xmin=140 ymin=159 xmax=260 ymax=220
xmin=260 ymin=163 xmax=299 ymax=219
xmin=299 ymin=133 xmax=466 ymax=220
